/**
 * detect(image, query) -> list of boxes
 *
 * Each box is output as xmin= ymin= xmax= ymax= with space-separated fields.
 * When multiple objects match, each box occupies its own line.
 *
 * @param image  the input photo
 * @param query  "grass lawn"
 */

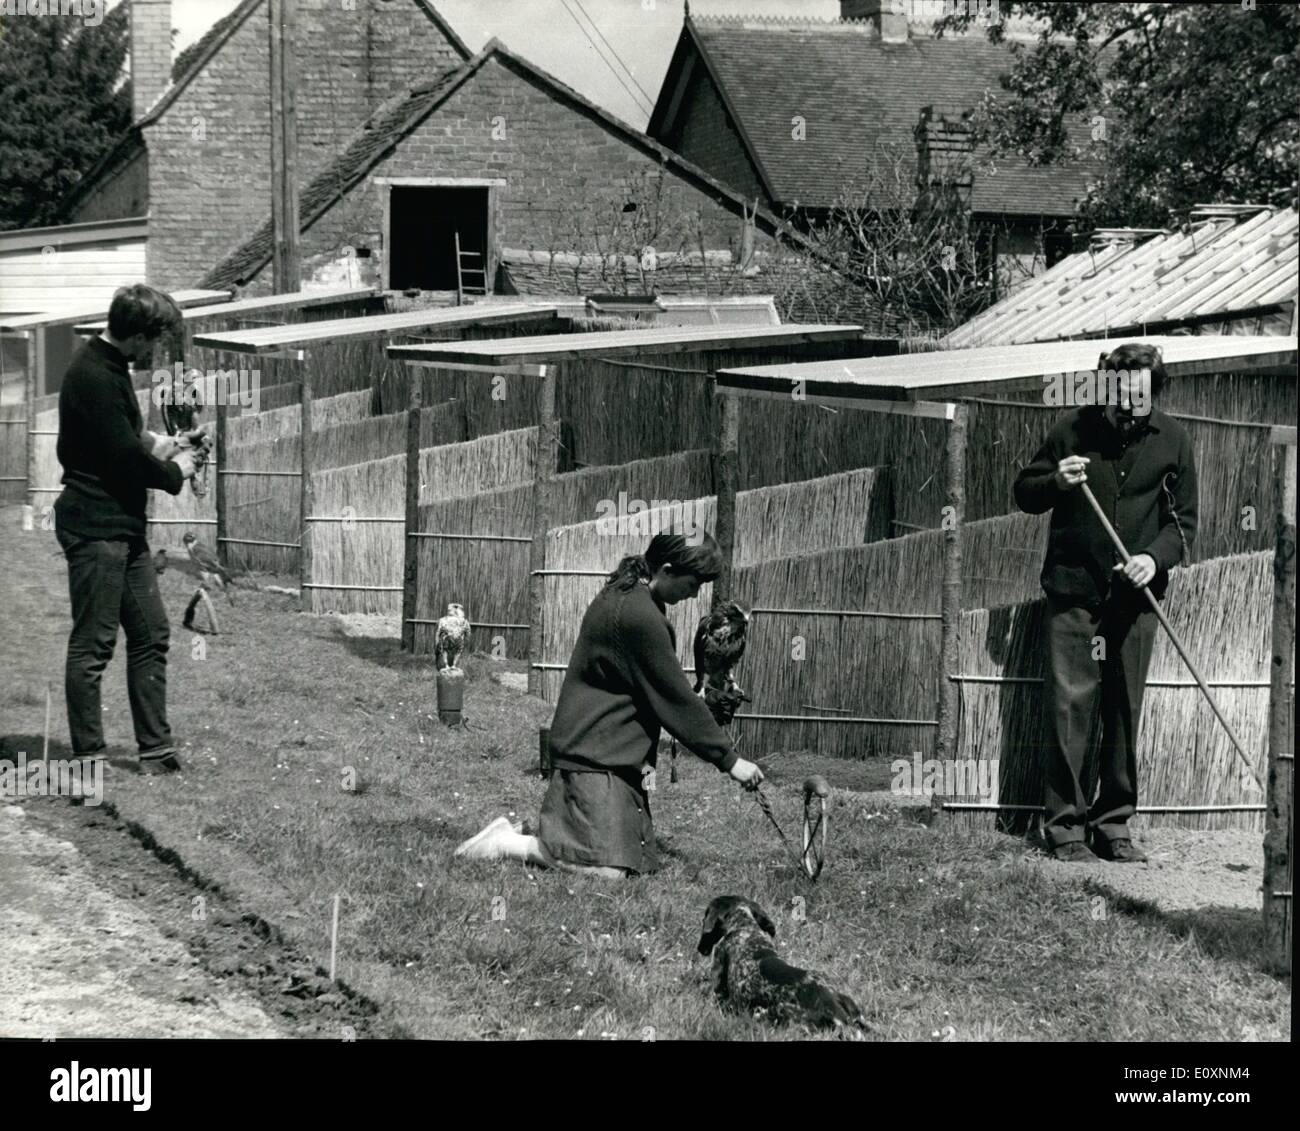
xmin=0 ymin=511 xmax=1289 ymax=1040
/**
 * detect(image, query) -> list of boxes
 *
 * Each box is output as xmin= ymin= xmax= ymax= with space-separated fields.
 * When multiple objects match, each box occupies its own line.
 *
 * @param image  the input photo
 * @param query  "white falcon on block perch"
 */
xmin=436 ymin=603 xmax=471 ymax=671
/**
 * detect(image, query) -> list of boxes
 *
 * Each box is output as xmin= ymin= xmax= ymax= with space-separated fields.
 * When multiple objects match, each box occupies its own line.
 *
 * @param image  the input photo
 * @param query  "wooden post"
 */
xmin=528 ymin=365 xmax=558 ymax=697
xmin=1264 ymin=437 xmax=1295 ymax=974
xmin=215 ymin=400 xmax=229 ymax=569
xmin=936 ymin=402 xmax=967 ymax=764
xmin=23 ymin=331 xmax=36 ymax=514
xmin=711 ymin=384 xmax=740 ymax=604
xmin=401 ymin=365 xmax=422 ymax=653
xmin=269 ymin=0 xmax=301 ymax=293
xmin=299 ymin=376 xmax=314 ymax=610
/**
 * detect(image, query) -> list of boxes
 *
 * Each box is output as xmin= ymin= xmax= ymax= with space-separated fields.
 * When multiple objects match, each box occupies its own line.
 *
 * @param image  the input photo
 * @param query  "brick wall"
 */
xmin=269 ymin=54 xmax=768 ymax=297
xmin=130 ymin=0 xmax=173 ymax=122
xmin=660 ymin=62 xmax=767 ymax=204
xmin=66 ymin=148 xmax=149 ymax=223
xmin=145 ymin=0 xmax=466 ymax=291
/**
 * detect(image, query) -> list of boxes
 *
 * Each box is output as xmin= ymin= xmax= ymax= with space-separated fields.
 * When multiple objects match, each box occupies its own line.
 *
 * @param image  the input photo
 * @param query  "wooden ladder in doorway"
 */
xmin=454 ymin=232 xmax=488 ymax=305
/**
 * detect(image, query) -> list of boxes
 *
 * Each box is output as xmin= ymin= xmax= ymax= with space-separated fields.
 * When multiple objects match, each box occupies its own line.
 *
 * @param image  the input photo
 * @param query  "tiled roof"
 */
xmin=946 ymin=206 xmax=1299 ymax=346
xmin=662 ymin=17 xmax=1100 ymax=217
xmin=201 ymin=43 xmax=816 ymax=293
xmin=202 ymin=64 xmax=473 ymax=291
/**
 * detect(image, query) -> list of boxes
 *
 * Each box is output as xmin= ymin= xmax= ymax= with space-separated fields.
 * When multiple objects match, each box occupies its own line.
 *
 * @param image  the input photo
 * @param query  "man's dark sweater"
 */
xmin=1014 ymin=405 xmax=1198 ymax=609
xmin=54 ymin=337 xmax=183 ymax=541
xmin=548 ymin=581 xmax=739 ymax=776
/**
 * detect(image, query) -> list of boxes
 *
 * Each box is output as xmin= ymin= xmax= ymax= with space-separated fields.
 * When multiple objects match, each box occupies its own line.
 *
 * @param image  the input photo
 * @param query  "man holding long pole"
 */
xmin=1015 ymin=344 xmax=1198 ymax=863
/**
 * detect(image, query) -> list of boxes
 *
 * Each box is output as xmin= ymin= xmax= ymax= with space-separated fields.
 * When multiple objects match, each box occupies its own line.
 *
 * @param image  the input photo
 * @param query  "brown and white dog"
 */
xmin=697 ymin=895 xmax=868 ymax=1033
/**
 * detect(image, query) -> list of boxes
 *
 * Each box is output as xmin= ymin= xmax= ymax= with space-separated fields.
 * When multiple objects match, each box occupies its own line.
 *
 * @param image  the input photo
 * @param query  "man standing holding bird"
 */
xmin=1015 ymin=344 xmax=1198 ymax=863
xmin=53 ymin=284 xmax=202 ymax=774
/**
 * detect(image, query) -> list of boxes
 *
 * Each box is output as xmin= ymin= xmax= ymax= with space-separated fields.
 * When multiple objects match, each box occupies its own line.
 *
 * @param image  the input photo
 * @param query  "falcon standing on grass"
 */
xmin=436 ymin=603 xmax=471 ymax=670
xmin=182 ymin=532 xmax=236 ymax=603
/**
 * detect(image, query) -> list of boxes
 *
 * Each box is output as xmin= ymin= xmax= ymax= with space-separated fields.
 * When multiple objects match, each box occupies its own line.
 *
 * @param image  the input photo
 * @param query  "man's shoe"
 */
xmin=140 ymin=751 xmax=182 ymax=775
xmin=1094 ymin=837 xmax=1147 ymax=863
xmin=1050 ymin=841 xmax=1098 ymax=863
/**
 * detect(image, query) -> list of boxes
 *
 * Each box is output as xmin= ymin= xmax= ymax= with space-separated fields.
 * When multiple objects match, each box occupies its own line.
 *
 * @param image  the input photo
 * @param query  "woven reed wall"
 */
xmin=956 ymin=550 xmax=1280 ymax=831
xmin=225 ymin=388 xmax=372 ymax=447
xmin=305 ymin=427 xmax=538 ymax=614
xmin=727 ymin=511 xmax=1050 ymax=760
xmin=539 ymin=467 xmax=891 ymax=699
xmin=964 ymin=400 xmax=1286 ymax=559
xmin=0 ymin=403 xmax=25 ymax=504
xmin=410 ymin=449 xmax=717 ymax=655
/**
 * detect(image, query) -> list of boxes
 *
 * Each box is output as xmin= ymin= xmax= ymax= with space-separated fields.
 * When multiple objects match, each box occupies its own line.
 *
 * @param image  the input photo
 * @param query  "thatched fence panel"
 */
xmin=957 ymin=550 xmax=1278 ymax=831
xmin=307 ymin=427 xmax=539 ymax=614
xmin=539 ymin=467 xmax=890 ymax=699
xmin=410 ymin=449 xmax=717 ymax=655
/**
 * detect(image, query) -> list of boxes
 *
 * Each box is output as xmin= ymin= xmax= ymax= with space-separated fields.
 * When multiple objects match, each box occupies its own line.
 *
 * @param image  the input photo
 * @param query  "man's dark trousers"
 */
xmin=1042 ymin=594 xmax=1157 ymax=848
xmin=57 ymin=530 xmax=174 ymax=757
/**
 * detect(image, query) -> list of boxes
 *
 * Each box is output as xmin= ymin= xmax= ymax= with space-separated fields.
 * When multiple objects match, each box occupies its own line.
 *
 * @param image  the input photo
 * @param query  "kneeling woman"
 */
xmin=455 ymin=531 xmax=764 ymax=877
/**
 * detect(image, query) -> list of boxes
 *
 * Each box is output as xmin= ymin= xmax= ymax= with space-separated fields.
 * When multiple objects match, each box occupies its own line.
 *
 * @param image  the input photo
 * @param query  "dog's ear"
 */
xmin=698 ymin=899 xmax=726 ymax=955
xmin=698 ymin=896 xmax=744 ymax=955
xmin=743 ymin=898 xmax=777 ymax=939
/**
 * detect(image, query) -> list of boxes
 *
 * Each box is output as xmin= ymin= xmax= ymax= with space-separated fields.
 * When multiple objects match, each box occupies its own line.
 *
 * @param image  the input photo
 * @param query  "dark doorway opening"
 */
xmin=388 ymin=186 xmax=490 ymax=292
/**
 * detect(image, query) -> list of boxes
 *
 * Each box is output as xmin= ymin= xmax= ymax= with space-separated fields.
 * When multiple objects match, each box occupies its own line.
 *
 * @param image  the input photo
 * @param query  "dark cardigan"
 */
xmin=547 ymin=581 xmax=739 ymax=776
xmin=54 ymin=336 xmax=183 ymax=541
xmin=1014 ymin=405 xmax=1198 ymax=610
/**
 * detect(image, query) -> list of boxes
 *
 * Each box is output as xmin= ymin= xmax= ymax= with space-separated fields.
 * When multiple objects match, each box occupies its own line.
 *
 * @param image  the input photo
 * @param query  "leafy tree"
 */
xmin=937 ymin=2 xmax=1300 ymax=228
xmin=0 ymin=3 xmax=131 ymax=231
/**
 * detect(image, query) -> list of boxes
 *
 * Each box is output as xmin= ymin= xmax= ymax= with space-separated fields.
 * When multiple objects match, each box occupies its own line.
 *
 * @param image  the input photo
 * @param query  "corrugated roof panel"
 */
xmin=946 ymin=207 xmax=1297 ymax=345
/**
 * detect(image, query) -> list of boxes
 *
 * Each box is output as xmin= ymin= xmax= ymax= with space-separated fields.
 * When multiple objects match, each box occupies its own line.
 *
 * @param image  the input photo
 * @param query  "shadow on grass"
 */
xmin=1 ymin=733 xmax=141 ymax=774
xmin=1087 ymin=882 xmax=1278 ymax=971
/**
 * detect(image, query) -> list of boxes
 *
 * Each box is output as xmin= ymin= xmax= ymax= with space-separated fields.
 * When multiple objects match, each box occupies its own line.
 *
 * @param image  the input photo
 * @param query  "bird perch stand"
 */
xmin=183 ymin=586 xmax=221 ymax=635
xmin=436 ymin=667 xmax=466 ymax=726
xmin=802 ymin=775 xmax=829 ymax=880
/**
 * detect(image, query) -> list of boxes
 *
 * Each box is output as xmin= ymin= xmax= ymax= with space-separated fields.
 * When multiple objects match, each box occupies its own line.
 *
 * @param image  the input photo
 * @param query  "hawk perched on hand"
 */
xmin=436 ymin=603 xmax=470 ymax=670
xmin=182 ymin=532 xmax=236 ymax=604
xmin=693 ymin=601 xmax=751 ymax=726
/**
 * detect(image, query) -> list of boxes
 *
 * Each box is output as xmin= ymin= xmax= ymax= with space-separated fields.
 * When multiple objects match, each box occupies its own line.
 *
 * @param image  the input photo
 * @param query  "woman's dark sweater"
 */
xmin=54 ymin=336 xmax=184 ymax=541
xmin=548 ymin=581 xmax=739 ymax=776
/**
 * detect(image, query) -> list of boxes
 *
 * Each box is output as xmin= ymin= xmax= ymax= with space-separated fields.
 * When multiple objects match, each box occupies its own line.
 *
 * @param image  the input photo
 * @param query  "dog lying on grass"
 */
xmin=697 ymin=895 xmax=868 ymax=1034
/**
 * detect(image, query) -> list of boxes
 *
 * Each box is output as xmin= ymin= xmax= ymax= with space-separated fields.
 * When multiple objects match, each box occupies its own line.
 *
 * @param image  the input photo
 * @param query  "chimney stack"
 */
xmin=915 ymin=105 xmax=974 ymax=208
xmin=841 ymin=0 xmax=909 ymax=43
xmin=130 ymin=0 xmax=173 ymax=122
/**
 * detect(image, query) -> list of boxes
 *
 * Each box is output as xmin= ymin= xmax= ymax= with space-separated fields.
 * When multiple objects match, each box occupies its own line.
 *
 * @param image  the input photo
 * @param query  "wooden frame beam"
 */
xmin=528 ymin=365 xmax=558 ymax=695
xmin=1265 ymin=432 xmax=1296 ymax=974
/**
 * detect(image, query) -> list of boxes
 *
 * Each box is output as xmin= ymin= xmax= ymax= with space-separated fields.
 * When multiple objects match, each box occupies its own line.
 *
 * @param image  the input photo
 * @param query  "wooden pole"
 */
xmin=214 ymin=400 xmax=228 ymax=569
xmin=329 ymin=893 xmax=340 ymax=982
xmin=24 ymin=331 xmax=37 ymax=515
xmin=528 ymin=365 xmax=558 ymax=697
xmin=936 ymin=402 xmax=967 ymax=763
xmin=299 ymin=376 xmax=313 ymax=610
xmin=401 ymin=365 xmax=422 ymax=652
xmin=1264 ymin=438 xmax=1295 ymax=975
xmin=1078 ymin=480 xmax=1263 ymax=792
xmin=269 ymin=0 xmax=301 ymax=294
xmin=711 ymin=384 xmax=740 ymax=605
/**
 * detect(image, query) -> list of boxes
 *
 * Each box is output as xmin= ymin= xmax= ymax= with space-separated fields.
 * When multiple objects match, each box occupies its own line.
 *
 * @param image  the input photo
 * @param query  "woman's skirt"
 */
xmin=538 ymin=767 xmax=657 ymax=873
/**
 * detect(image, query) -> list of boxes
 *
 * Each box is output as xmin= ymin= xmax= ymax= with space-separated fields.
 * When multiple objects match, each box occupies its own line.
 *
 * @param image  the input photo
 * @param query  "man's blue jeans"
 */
xmin=57 ymin=531 xmax=174 ymax=758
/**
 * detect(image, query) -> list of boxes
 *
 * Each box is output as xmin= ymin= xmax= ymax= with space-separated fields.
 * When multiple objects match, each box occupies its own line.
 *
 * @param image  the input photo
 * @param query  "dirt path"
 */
xmin=0 ymin=803 xmax=279 ymax=1038
xmin=0 ymin=797 xmax=400 ymax=1039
